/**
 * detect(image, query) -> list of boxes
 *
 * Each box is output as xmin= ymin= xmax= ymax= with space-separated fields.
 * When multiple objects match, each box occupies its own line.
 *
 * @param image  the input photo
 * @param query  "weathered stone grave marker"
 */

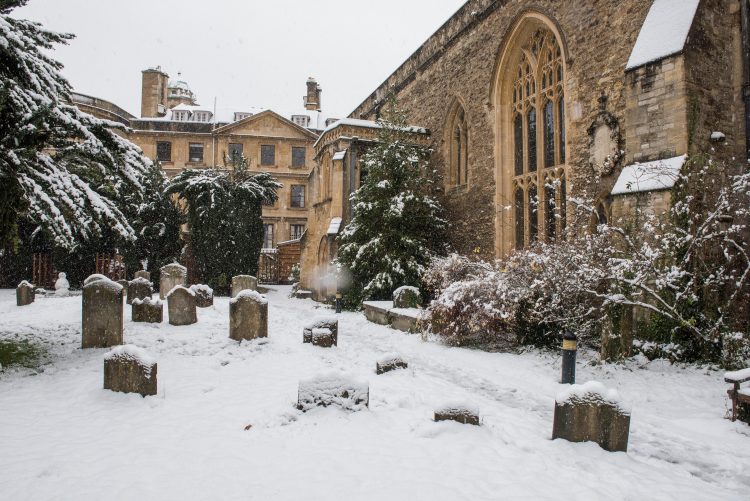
xmin=190 ymin=284 xmax=214 ymax=308
xmin=103 ymin=345 xmax=157 ymax=397
xmin=135 ymin=270 xmax=151 ymax=281
xmin=552 ymin=382 xmax=631 ymax=452
xmin=377 ymin=355 xmax=408 ymax=375
xmin=160 ymin=263 xmax=187 ymax=299
xmin=303 ymin=317 xmax=338 ymax=345
xmin=82 ymin=277 xmax=124 ymax=348
xmin=167 ymin=286 xmax=197 ymax=326
xmin=229 ymin=290 xmax=268 ymax=341
xmin=297 ymin=374 xmax=369 ymax=412
xmin=231 ymin=275 xmax=257 ymax=298
xmin=132 ymin=297 xmax=163 ymax=323
xmin=16 ymin=281 xmax=35 ymax=306
xmin=127 ymin=277 xmax=152 ymax=305
xmin=434 ymin=403 xmax=480 ymax=426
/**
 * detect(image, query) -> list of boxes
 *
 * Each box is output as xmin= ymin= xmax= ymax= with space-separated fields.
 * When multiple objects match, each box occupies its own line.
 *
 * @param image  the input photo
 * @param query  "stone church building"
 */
xmin=300 ymin=0 xmax=747 ymax=298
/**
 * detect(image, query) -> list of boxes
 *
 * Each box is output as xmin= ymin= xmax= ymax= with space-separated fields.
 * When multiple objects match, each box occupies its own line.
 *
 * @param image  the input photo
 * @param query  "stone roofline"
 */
xmin=349 ymin=0 xmax=499 ymax=119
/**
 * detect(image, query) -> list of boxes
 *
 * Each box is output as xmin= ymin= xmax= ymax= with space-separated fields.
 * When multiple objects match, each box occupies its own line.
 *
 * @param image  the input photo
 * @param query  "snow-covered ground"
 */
xmin=0 ymin=286 xmax=748 ymax=500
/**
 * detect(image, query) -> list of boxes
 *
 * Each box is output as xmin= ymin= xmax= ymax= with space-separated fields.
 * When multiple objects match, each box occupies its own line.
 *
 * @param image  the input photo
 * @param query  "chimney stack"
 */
xmin=304 ymin=77 xmax=322 ymax=111
xmin=141 ymin=67 xmax=169 ymax=118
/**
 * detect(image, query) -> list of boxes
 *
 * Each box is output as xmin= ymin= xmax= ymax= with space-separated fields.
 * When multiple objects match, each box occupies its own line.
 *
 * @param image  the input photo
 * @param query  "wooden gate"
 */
xmin=32 ymin=252 xmax=55 ymax=288
xmin=95 ymin=253 xmax=126 ymax=281
xmin=257 ymin=250 xmax=279 ymax=284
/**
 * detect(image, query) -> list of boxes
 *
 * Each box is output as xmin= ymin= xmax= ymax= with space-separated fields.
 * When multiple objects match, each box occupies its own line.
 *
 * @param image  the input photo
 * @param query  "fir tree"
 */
xmin=0 ymin=0 xmax=151 ymax=250
xmin=165 ymin=153 xmax=281 ymax=293
xmin=336 ymin=97 xmax=448 ymax=306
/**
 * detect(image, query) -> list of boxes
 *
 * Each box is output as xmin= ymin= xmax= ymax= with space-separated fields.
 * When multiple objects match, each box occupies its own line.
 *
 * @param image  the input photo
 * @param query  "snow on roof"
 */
xmin=611 ymin=155 xmax=687 ymax=196
xmin=332 ymin=150 xmax=347 ymax=161
xmin=314 ymin=118 xmax=428 ymax=147
xmin=169 ymin=80 xmax=191 ymax=91
xmin=626 ymin=0 xmax=700 ymax=70
xmin=327 ymin=217 xmax=343 ymax=235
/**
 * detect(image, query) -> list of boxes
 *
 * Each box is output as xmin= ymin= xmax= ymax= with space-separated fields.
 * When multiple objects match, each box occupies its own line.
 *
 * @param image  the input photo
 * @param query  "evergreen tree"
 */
xmin=123 ymin=162 xmax=184 ymax=283
xmin=165 ymin=153 xmax=280 ymax=293
xmin=336 ymin=97 xmax=448 ymax=306
xmin=0 ymin=0 xmax=151 ymax=251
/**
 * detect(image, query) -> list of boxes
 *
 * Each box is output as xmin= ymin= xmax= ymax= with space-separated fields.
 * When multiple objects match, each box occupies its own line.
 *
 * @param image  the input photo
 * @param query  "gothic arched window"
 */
xmin=448 ymin=105 xmax=469 ymax=187
xmin=511 ymin=28 xmax=566 ymax=248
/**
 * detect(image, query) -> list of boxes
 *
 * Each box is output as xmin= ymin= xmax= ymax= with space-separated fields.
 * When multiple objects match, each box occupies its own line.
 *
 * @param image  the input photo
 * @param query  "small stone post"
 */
xmin=231 ymin=275 xmax=258 ymax=298
xmin=167 ymin=286 xmax=197 ymax=326
xmin=160 ymin=263 xmax=187 ymax=299
xmin=16 ymin=281 xmax=35 ymax=306
xmin=303 ymin=317 xmax=338 ymax=344
xmin=229 ymin=290 xmax=268 ymax=341
xmin=82 ymin=278 xmax=124 ymax=349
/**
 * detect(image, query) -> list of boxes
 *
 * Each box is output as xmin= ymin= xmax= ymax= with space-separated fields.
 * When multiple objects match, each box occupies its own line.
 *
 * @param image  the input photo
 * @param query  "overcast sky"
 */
xmin=15 ymin=0 xmax=467 ymax=119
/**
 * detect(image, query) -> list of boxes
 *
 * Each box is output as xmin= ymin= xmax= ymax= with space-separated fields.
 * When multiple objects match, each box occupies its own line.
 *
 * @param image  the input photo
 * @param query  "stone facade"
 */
xmin=298 ymin=0 xmax=744 ymax=300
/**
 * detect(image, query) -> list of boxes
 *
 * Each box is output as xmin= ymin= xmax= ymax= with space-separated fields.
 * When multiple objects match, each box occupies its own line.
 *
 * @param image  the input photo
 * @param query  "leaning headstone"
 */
xmin=552 ymin=381 xmax=631 ymax=452
xmin=135 ymin=270 xmax=151 ymax=281
xmin=377 ymin=355 xmax=408 ymax=375
xmin=82 ymin=279 xmax=124 ymax=348
xmin=16 ymin=281 xmax=35 ymax=306
xmin=167 ymin=286 xmax=197 ymax=326
xmin=229 ymin=290 xmax=268 ymax=341
xmin=127 ymin=277 xmax=152 ymax=305
xmin=160 ymin=263 xmax=187 ymax=299
xmin=103 ymin=345 xmax=157 ymax=397
xmin=393 ymin=286 xmax=422 ymax=309
xmin=434 ymin=403 xmax=480 ymax=425
xmin=54 ymin=272 xmax=70 ymax=297
xmin=303 ymin=317 xmax=338 ymax=344
xmin=84 ymin=274 xmax=108 ymax=286
xmin=231 ymin=275 xmax=258 ymax=298
xmin=297 ymin=374 xmax=369 ymax=412
xmin=132 ymin=297 xmax=163 ymax=323
xmin=190 ymin=284 xmax=214 ymax=308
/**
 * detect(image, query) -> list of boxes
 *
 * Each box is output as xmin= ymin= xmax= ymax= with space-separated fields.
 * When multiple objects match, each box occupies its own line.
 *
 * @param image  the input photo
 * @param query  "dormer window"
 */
xmin=292 ymin=115 xmax=310 ymax=127
xmin=234 ymin=112 xmax=253 ymax=122
xmin=173 ymin=110 xmax=188 ymax=121
xmin=193 ymin=111 xmax=211 ymax=123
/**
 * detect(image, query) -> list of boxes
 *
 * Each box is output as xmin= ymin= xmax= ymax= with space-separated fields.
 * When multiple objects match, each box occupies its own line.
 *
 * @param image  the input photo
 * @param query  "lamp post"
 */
xmin=561 ymin=331 xmax=578 ymax=385
xmin=335 ymin=291 xmax=342 ymax=314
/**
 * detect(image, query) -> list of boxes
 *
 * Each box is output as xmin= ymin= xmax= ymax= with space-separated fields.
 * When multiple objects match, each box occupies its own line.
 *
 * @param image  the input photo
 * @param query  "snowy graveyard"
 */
xmin=0 ymin=285 xmax=749 ymax=500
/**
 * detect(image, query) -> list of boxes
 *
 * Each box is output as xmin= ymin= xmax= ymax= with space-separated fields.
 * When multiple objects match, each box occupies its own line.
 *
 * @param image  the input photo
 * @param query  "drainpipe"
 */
xmin=741 ymin=0 xmax=750 ymax=165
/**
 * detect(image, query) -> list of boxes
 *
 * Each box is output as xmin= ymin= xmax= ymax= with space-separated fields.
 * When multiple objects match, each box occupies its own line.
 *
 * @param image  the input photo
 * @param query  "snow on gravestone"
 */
xmin=132 ymin=297 xmax=163 ymax=324
xmin=303 ymin=317 xmax=338 ymax=344
xmin=229 ymin=290 xmax=268 ymax=341
xmin=311 ymin=328 xmax=336 ymax=348
xmin=552 ymin=381 xmax=631 ymax=453
xmin=83 ymin=274 xmax=108 ymax=286
xmin=231 ymin=275 xmax=258 ymax=298
xmin=135 ymin=270 xmax=151 ymax=281
xmin=190 ymin=284 xmax=214 ymax=308
xmin=393 ymin=286 xmax=422 ymax=309
xmin=166 ymin=286 xmax=197 ymax=326
xmin=82 ymin=278 xmax=124 ymax=349
xmin=297 ymin=374 xmax=369 ymax=412
xmin=434 ymin=403 xmax=480 ymax=426
xmin=16 ymin=281 xmax=35 ymax=306
xmin=127 ymin=277 xmax=153 ymax=305
xmin=377 ymin=354 xmax=408 ymax=375
xmin=103 ymin=345 xmax=157 ymax=397
xmin=160 ymin=263 xmax=187 ymax=300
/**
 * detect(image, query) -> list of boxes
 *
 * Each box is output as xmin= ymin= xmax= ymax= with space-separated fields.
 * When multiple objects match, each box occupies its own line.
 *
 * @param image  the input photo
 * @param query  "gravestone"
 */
xmin=84 ymin=274 xmax=108 ymax=286
xmin=160 ymin=263 xmax=187 ymax=299
xmin=552 ymin=382 xmax=631 ymax=452
xmin=297 ymin=374 xmax=369 ymax=412
xmin=82 ymin=279 xmax=124 ymax=348
xmin=135 ymin=270 xmax=151 ymax=281
xmin=117 ymin=280 xmax=129 ymax=302
xmin=127 ymin=278 xmax=152 ymax=305
xmin=190 ymin=284 xmax=214 ymax=308
xmin=311 ymin=328 xmax=337 ymax=348
xmin=132 ymin=298 xmax=163 ymax=323
xmin=54 ymin=272 xmax=70 ymax=297
xmin=434 ymin=404 xmax=480 ymax=425
xmin=231 ymin=275 xmax=258 ymax=298
xmin=377 ymin=355 xmax=408 ymax=375
xmin=16 ymin=281 xmax=35 ymax=306
xmin=303 ymin=317 xmax=338 ymax=344
xmin=229 ymin=290 xmax=268 ymax=341
xmin=103 ymin=345 xmax=157 ymax=397
xmin=167 ymin=286 xmax=197 ymax=326
xmin=393 ymin=286 xmax=422 ymax=309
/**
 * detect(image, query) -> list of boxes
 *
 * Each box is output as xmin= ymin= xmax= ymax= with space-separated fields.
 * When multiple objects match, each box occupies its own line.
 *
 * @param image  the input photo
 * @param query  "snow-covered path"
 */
xmin=0 ymin=287 xmax=748 ymax=500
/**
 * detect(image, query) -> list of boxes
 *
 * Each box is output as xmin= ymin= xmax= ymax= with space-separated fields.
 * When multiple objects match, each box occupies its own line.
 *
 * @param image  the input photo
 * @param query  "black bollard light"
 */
xmin=335 ymin=291 xmax=342 ymax=314
xmin=561 ymin=331 xmax=577 ymax=385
